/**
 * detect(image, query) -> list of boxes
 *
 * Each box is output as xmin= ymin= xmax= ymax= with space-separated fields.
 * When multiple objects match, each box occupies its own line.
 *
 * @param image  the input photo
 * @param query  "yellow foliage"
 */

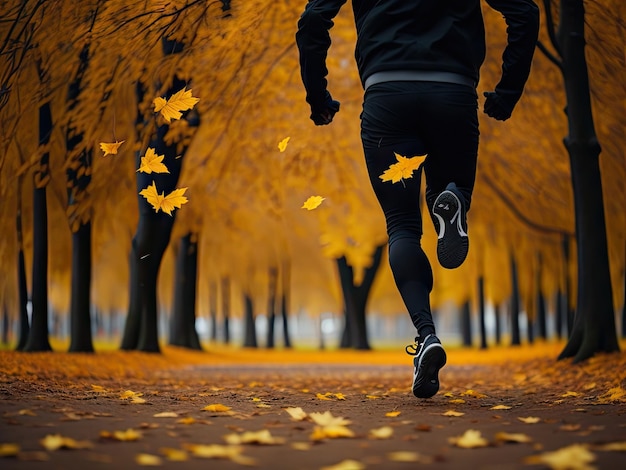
xmin=153 ymin=87 xmax=200 ymax=123
xmin=137 ymin=148 xmax=169 ymax=174
xmin=99 ymin=140 xmax=125 ymax=156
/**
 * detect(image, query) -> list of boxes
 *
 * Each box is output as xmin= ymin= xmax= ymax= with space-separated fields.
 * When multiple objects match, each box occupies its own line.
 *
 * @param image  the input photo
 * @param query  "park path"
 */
xmin=1 ymin=342 xmax=625 ymax=469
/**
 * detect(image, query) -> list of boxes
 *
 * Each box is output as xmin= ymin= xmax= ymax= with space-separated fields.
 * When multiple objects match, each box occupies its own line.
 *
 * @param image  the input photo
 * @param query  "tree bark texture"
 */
xmin=510 ymin=254 xmax=521 ymax=346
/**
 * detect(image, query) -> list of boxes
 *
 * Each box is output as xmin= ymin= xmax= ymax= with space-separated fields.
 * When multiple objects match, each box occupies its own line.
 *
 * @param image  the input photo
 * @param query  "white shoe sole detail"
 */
xmin=412 ymin=342 xmax=445 ymax=385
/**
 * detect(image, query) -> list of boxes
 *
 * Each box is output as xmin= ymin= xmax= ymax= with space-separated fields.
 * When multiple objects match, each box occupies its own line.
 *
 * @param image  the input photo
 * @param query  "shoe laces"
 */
xmin=405 ymin=337 xmax=420 ymax=356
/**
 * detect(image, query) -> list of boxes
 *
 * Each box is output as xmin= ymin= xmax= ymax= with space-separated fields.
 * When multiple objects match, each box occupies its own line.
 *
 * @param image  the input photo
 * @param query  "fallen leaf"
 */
xmin=321 ymin=459 xmax=365 ymax=470
xmin=388 ymin=451 xmax=432 ymax=463
xmin=291 ymin=442 xmax=311 ymax=451
xmin=284 ymin=407 xmax=307 ymax=421
xmin=100 ymin=428 xmax=143 ymax=442
xmin=40 ymin=434 xmax=92 ymax=451
xmin=491 ymin=405 xmax=512 ymax=410
xmin=202 ymin=404 xmax=232 ymax=412
xmin=18 ymin=409 xmax=37 ymax=416
xmin=316 ymin=393 xmax=333 ymax=400
xmin=369 ymin=426 xmax=394 ymax=439
xmin=561 ymin=391 xmax=581 ymax=398
xmin=159 ymin=448 xmax=188 ymax=461
xmin=224 ymin=429 xmax=285 ymax=445
xmin=449 ymin=429 xmax=490 ymax=448
xmin=153 ymin=88 xmax=199 ymax=123
xmin=137 ymin=148 xmax=169 ymax=174
xmin=278 ymin=137 xmax=290 ymax=152
xmin=311 ymin=425 xmax=355 ymax=441
xmin=302 ymin=196 xmax=325 ymax=210
xmin=449 ymin=399 xmax=466 ymax=404
xmin=598 ymin=387 xmax=626 ymax=402
xmin=135 ymin=453 xmax=162 ymax=466
xmin=385 ymin=410 xmax=401 ymax=417
xmin=0 ymin=443 xmax=20 ymax=457
xmin=495 ymin=432 xmax=533 ymax=444
xmin=559 ymin=424 xmax=582 ymax=432
xmin=443 ymin=410 xmax=465 ymax=417
xmin=524 ymin=444 xmax=595 ymax=470
xmin=462 ymin=389 xmax=488 ymax=398
xmin=99 ymin=140 xmax=125 ymax=156
xmin=309 ymin=411 xmax=351 ymax=427
xmin=518 ymin=416 xmax=541 ymax=424
xmin=91 ymin=385 xmax=108 ymax=393
xmin=119 ymin=390 xmax=143 ymax=400
xmin=153 ymin=412 xmax=178 ymax=418
xmin=176 ymin=417 xmax=197 ymax=425
xmin=591 ymin=441 xmax=626 ymax=451
xmin=184 ymin=443 xmax=256 ymax=465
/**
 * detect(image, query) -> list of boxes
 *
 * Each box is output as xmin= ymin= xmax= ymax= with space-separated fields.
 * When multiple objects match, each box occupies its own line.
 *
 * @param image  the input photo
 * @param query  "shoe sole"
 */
xmin=433 ymin=189 xmax=468 ymax=269
xmin=412 ymin=343 xmax=447 ymax=399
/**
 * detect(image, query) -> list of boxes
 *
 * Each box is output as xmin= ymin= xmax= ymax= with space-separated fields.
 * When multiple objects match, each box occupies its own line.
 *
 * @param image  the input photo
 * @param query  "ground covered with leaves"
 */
xmin=1 ymin=341 xmax=625 ymax=469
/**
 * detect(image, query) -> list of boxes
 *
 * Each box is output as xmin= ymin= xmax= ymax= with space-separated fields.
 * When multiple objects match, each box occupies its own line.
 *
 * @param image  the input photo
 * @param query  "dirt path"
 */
xmin=1 ymin=345 xmax=625 ymax=469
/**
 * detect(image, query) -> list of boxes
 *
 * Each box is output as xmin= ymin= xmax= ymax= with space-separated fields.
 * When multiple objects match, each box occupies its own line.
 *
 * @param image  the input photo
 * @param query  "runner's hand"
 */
xmin=483 ymin=91 xmax=518 ymax=121
xmin=310 ymin=92 xmax=340 ymax=126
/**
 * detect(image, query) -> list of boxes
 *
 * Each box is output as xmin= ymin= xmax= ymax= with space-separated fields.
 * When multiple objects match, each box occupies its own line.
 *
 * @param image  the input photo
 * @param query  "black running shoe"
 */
xmin=432 ymin=182 xmax=469 ymax=269
xmin=406 ymin=334 xmax=447 ymax=399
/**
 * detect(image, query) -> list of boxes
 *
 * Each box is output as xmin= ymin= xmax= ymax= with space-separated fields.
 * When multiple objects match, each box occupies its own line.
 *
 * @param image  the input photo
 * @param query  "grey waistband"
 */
xmin=364 ymin=70 xmax=476 ymax=91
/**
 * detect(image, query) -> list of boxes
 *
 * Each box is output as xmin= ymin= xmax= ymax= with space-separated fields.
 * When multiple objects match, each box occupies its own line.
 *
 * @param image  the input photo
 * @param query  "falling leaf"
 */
xmin=519 ymin=416 xmax=541 ymax=424
xmin=153 ymin=87 xmax=199 ymax=123
xmin=278 ymin=137 xmax=290 ymax=152
xmin=524 ymin=444 xmax=595 ymax=470
xmin=153 ymin=412 xmax=178 ymax=418
xmin=135 ymin=453 xmax=162 ymax=466
xmin=379 ymin=152 xmax=426 ymax=183
xmin=385 ymin=410 xmax=401 ymax=417
xmin=159 ymin=448 xmax=188 ymax=462
xmin=443 ymin=410 xmax=465 ymax=417
xmin=309 ymin=412 xmax=351 ymax=427
xmin=139 ymin=182 xmax=188 ymax=216
xmin=0 ymin=443 xmax=20 ymax=457
xmin=137 ymin=148 xmax=170 ymax=174
xmin=99 ymin=140 xmax=125 ymax=157
xmin=224 ymin=429 xmax=285 ymax=445
xmin=302 ymin=195 xmax=325 ymax=210
xmin=449 ymin=429 xmax=490 ymax=448
xmin=369 ymin=426 xmax=394 ymax=439
xmin=284 ymin=407 xmax=308 ymax=421
xmin=491 ymin=405 xmax=512 ymax=410
xmin=495 ymin=432 xmax=533 ymax=444
xmin=202 ymin=404 xmax=232 ymax=412
xmin=321 ymin=459 xmax=365 ymax=470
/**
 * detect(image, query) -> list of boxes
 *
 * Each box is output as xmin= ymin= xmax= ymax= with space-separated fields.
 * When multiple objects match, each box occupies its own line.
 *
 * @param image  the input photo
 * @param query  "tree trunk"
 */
xmin=280 ymin=259 xmax=292 ymax=348
xmin=243 ymin=294 xmax=257 ymax=347
xmin=68 ymin=222 xmax=94 ymax=352
xmin=121 ymin=249 xmax=141 ymax=349
xmin=24 ymin=101 xmax=52 ymax=352
xmin=266 ymin=267 xmax=277 ymax=348
xmin=2 ymin=303 xmax=8 ymax=345
xmin=209 ymin=281 xmax=218 ymax=342
xmin=510 ymin=254 xmax=521 ymax=346
xmin=494 ymin=303 xmax=502 ymax=345
xmin=460 ymin=300 xmax=472 ymax=347
xmin=336 ymin=244 xmax=385 ymax=350
xmin=556 ymin=0 xmax=619 ymax=362
xmin=16 ymin=211 xmax=29 ymax=351
xmin=478 ymin=276 xmax=487 ymax=349
xmin=555 ymin=289 xmax=564 ymax=339
xmin=561 ymin=235 xmax=575 ymax=335
xmin=221 ymin=277 xmax=231 ymax=344
xmin=169 ymin=233 xmax=202 ymax=350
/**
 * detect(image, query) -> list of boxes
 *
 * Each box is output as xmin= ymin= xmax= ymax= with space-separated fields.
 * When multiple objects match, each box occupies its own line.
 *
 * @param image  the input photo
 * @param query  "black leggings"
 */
xmin=360 ymin=81 xmax=479 ymax=335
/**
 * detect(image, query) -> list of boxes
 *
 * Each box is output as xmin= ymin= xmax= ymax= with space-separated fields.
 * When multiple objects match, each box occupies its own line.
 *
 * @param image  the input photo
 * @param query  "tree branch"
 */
xmin=537 ymin=40 xmax=563 ymax=71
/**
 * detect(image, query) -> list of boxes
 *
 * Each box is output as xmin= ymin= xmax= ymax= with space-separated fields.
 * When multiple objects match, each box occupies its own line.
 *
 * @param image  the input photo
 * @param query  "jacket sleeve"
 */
xmin=485 ymin=0 xmax=540 ymax=98
xmin=295 ymin=0 xmax=347 ymax=113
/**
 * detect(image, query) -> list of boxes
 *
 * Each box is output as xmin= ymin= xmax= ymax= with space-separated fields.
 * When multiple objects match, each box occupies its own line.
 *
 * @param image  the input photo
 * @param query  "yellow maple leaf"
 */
xmin=524 ymin=444 xmax=595 ymax=470
xmin=139 ymin=182 xmax=188 ymax=216
xmin=223 ymin=429 xmax=285 ymax=445
xmin=100 ymin=428 xmax=143 ymax=442
xmin=137 ymin=148 xmax=169 ymax=174
xmin=119 ymin=390 xmax=143 ymax=400
xmin=462 ymin=389 xmax=488 ymax=398
xmin=135 ymin=453 xmax=162 ymax=466
xmin=449 ymin=429 xmax=489 ymax=448
xmin=202 ymin=403 xmax=231 ymax=412
xmin=309 ymin=411 xmax=351 ymax=427
xmin=310 ymin=425 xmax=355 ymax=441
xmin=99 ymin=140 xmax=125 ymax=156
xmin=379 ymin=152 xmax=426 ymax=183
xmin=278 ymin=136 xmax=290 ymax=152
xmin=153 ymin=87 xmax=200 ymax=123
xmin=316 ymin=392 xmax=333 ymax=400
xmin=284 ymin=407 xmax=308 ymax=421
xmin=302 ymin=195 xmax=325 ymax=210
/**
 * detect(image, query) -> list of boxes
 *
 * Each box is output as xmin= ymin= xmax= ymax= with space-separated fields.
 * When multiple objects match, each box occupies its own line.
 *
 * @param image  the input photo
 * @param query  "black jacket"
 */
xmin=296 ymin=0 xmax=540 ymax=114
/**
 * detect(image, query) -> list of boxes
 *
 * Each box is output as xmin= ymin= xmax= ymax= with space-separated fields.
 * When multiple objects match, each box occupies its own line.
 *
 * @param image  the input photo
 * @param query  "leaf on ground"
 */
xmin=291 ymin=442 xmax=312 ymax=451
xmin=495 ymin=432 xmax=533 ymax=444
xmin=559 ymin=424 xmax=582 ymax=432
xmin=153 ymin=412 xmax=178 ymax=418
xmin=224 ymin=430 xmax=285 ymax=445
xmin=119 ymin=390 xmax=143 ymax=400
xmin=137 ymin=148 xmax=169 ymax=174
xmin=369 ymin=426 xmax=394 ymax=439
xmin=443 ymin=410 xmax=465 ymax=417
xmin=518 ymin=416 xmax=541 ymax=424
xmin=462 ymin=389 xmax=488 ymax=398
xmin=176 ymin=417 xmax=197 ymax=425
xmin=18 ymin=409 xmax=36 ymax=416
xmin=598 ymin=386 xmax=626 ymax=403
xmin=99 ymin=140 xmax=125 ymax=157
xmin=561 ymin=391 xmax=581 ymax=398
xmin=388 ymin=451 xmax=432 ymax=463
xmin=311 ymin=425 xmax=355 ymax=441
xmin=316 ymin=393 xmax=333 ymax=400
xmin=202 ymin=404 xmax=232 ymax=413
xmin=309 ymin=411 xmax=351 ymax=427
xmin=491 ymin=405 xmax=512 ymax=410
xmin=379 ymin=153 xmax=426 ymax=183
xmin=449 ymin=429 xmax=490 ymax=448
xmin=284 ymin=407 xmax=308 ymax=421
xmin=183 ymin=443 xmax=256 ymax=465
xmin=302 ymin=196 xmax=325 ymax=210
xmin=321 ymin=459 xmax=365 ymax=470
xmin=0 ymin=443 xmax=20 ymax=457
xmin=91 ymin=385 xmax=108 ymax=393
xmin=100 ymin=428 xmax=143 ymax=442
xmin=591 ymin=441 xmax=626 ymax=451
xmin=135 ymin=453 xmax=162 ymax=466
xmin=278 ymin=137 xmax=290 ymax=152
xmin=385 ymin=410 xmax=401 ymax=417
xmin=159 ymin=448 xmax=188 ymax=461
xmin=524 ymin=444 xmax=595 ymax=470
xmin=40 ymin=434 xmax=92 ymax=451
xmin=153 ymin=88 xmax=199 ymax=123
xmin=449 ymin=399 xmax=466 ymax=404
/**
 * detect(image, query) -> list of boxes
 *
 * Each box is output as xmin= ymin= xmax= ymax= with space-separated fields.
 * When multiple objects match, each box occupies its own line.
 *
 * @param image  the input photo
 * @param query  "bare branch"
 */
xmin=537 ymin=40 xmax=563 ymax=71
